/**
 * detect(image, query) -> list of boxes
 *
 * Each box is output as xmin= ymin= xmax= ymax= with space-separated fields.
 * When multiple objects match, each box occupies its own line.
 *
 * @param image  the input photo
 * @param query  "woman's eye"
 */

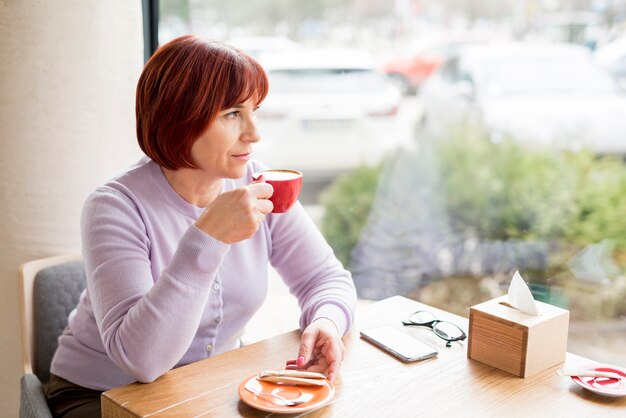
xmin=225 ymin=110 xmax=240 ymax=118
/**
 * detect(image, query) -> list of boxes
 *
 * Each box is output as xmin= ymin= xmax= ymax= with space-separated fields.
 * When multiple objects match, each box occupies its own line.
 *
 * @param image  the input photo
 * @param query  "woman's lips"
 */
xmin=232 ymin=152 xmax=250 ymax=161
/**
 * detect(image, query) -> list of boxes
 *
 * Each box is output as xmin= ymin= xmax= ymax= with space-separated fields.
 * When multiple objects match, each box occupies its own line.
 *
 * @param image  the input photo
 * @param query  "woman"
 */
xmin=44 ymin=35 xmax=357 ymax=417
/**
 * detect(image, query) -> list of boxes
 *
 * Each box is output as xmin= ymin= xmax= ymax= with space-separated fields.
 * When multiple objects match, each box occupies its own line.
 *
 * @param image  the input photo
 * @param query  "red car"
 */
xmin=383 ymin=40 xmax=484 ymax=95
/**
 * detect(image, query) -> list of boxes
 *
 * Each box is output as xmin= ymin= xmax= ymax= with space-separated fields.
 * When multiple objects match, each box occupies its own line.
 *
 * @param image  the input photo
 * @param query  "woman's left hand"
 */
xmin=286 ymin=318 xmax=345 ymax=382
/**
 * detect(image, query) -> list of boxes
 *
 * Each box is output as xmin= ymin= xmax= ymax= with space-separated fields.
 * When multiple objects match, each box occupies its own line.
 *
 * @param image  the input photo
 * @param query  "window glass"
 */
xmin=440 ymin=58 xmax=460 ymax=83
xmin=483 ymin=57 xmax=617 ymax=96
xmin=160 ymin=0 xmax=626 ymax=368
xmin=269 ymin=69 xmax=389 ymax=93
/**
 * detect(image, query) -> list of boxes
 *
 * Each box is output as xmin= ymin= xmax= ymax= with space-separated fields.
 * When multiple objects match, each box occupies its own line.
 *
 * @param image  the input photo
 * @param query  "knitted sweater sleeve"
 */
xmin=267 ymin=202 xmax=357 ymax=336
xmin=81 ymin=187 xmax=229 ymax=383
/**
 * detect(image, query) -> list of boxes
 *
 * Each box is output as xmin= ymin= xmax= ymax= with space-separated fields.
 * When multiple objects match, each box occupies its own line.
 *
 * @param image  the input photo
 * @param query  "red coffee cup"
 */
xmin=254 ymin=169 xmax=303 ymax=213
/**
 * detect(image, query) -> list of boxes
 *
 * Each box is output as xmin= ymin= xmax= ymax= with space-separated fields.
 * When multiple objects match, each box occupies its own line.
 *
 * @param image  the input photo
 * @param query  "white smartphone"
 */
xmin=360 ymin=325 xmax=438 ymax=363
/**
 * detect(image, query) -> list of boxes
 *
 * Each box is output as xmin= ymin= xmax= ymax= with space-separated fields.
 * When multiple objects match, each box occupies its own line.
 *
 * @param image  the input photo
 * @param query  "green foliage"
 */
xmin=320 ymin=124 xmax=626 ymax=272
xmin=319 ymin=165 xmax=382 ymax=267
xmin=434 ymin=125 xmax=626 ymax=254
xmin=565 ymin=156 xmax=626 ymax=249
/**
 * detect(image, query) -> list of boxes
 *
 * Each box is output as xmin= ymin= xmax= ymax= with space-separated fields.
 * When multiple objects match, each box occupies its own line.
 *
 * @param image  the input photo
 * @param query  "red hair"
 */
xmin=136 ymin=35 xmax=269 ymax=169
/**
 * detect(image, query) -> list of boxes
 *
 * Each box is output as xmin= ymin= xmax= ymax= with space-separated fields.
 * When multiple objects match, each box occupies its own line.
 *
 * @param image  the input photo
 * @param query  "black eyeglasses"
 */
xmin=402 ymin=310 xmax=467 ymax=347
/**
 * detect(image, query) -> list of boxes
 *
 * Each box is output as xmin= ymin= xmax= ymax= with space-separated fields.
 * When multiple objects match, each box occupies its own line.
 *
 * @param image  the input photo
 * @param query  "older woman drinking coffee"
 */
xmin=44 ymin=35 xmax=356 ymax=417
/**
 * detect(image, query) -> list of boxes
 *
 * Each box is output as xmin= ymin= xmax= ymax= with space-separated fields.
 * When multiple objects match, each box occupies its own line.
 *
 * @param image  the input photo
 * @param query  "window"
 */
xmin=158 ymin=0 xmax=626 ymax=368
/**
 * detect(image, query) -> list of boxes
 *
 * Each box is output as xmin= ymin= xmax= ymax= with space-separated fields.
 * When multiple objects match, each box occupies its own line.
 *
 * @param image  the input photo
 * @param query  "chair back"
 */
xmin=19 ymin=254 xmax=85 ymax=384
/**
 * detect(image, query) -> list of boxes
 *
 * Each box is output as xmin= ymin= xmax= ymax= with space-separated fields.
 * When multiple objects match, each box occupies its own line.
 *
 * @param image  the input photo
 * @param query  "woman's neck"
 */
xmin=161 ymin=167 xmax=222 ymax=208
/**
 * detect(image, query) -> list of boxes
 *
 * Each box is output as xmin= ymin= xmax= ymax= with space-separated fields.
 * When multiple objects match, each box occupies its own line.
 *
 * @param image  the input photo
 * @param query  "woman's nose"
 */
xmin=243 ymin=116 xmax=261 ymax=143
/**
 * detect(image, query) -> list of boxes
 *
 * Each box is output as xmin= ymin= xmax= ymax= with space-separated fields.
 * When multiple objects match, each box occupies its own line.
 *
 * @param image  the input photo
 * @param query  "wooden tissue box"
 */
xmin=467 ymin=295 xmax=569 ymax=378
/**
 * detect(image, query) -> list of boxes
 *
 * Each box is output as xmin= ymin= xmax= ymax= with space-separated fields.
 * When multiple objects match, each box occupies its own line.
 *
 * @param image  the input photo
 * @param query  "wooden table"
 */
xmin=102 ymin=296 xmax=626 ymax=417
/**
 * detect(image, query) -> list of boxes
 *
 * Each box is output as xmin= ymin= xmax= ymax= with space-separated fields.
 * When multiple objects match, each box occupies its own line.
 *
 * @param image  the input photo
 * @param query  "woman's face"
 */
xmin=190 ymin=98 xmax=261 ymax=180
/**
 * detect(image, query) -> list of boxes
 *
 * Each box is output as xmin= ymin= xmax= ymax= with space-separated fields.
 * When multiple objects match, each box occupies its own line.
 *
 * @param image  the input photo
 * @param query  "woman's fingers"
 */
xmin=248 ymin=182 xmax=274 ymax=215
xmin=324 ymin=342 xmax=343 ymax=381
xmin=256 ymin=199 xmax=273 ymax=216
xmin=297 ymin=328 xmax=317 ymax=368
xmin=195 ymin=182 xmax=274 ymax=243
xmin=288 ymin=319 xmax=344 ymax=381
xmin=248 ymin=181 xmax=273 ymax=198
xmin=285 ymin=357 xmax=327 ymax=373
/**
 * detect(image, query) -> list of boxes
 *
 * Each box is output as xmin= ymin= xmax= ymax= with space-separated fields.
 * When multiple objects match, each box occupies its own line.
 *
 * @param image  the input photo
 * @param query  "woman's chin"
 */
xmin=227 ymin=166 xmax=248 ymax=180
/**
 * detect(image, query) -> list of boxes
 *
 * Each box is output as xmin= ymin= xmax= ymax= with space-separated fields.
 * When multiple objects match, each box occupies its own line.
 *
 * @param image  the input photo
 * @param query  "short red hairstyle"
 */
xmin=136 ymin=35 xmax=269 ymax=169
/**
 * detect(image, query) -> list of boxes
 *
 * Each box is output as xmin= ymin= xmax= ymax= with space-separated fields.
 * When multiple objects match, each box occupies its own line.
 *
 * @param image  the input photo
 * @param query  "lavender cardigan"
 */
xmin=50 ymin=157 xmax=356 ymax=391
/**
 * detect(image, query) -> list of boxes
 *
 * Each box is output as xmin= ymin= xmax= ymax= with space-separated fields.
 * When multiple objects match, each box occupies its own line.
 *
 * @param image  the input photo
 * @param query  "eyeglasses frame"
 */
xmin=402 ymin=310 xmax=467 ymax=347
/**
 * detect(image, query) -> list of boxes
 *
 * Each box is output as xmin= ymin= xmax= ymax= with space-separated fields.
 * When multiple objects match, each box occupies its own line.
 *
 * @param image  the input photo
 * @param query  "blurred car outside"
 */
xmin=540 ymin=11 xmax=606 ymax=50
xmin=253 ymin=48 xmax=404 ymax=180
xmin=594 ymin=36 xmax=626 ymax=90
xmin=381 ymin=37 xmax=487 ymax=95
xmin=227 ymin=36 xmax=301 ymax=58
xmin=418 ymin=42 xmax=626 ymax=155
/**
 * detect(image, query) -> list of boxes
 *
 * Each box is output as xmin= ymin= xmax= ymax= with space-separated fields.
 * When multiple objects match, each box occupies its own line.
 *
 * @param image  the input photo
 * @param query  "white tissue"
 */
xmin=508 ymin=271 xmax=540 ymax=316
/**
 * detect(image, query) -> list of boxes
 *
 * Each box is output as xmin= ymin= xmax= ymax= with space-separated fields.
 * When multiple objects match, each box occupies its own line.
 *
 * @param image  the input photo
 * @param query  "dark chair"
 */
xmin=19 ymin=255 xmax=85 ymax=418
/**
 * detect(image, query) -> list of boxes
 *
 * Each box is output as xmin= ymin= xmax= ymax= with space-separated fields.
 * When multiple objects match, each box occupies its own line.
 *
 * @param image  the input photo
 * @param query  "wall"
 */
xmin=0 ymin=1 xmax=143 ymax=414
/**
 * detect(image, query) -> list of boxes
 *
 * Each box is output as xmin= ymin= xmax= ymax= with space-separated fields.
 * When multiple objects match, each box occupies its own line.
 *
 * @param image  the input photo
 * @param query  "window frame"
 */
xmin=142 ymin=0 xmax=159 ymax=63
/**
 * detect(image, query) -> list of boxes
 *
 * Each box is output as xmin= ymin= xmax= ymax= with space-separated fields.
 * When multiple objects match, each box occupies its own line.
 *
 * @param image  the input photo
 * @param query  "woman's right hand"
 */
xmin=195 ymin=178 xmax=274 ymax=243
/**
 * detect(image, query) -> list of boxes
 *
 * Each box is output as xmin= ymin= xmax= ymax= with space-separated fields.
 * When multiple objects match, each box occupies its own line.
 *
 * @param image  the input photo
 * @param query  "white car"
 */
xmin=254 ymin=48 xmax=403 ymax=179
xmin=419 ymin=42 xmax=626 ymax=155
xmin=595 ymin=36 xmax=626 ymax=90
xmin=227 ymin=36 xmax=301 ymax=58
